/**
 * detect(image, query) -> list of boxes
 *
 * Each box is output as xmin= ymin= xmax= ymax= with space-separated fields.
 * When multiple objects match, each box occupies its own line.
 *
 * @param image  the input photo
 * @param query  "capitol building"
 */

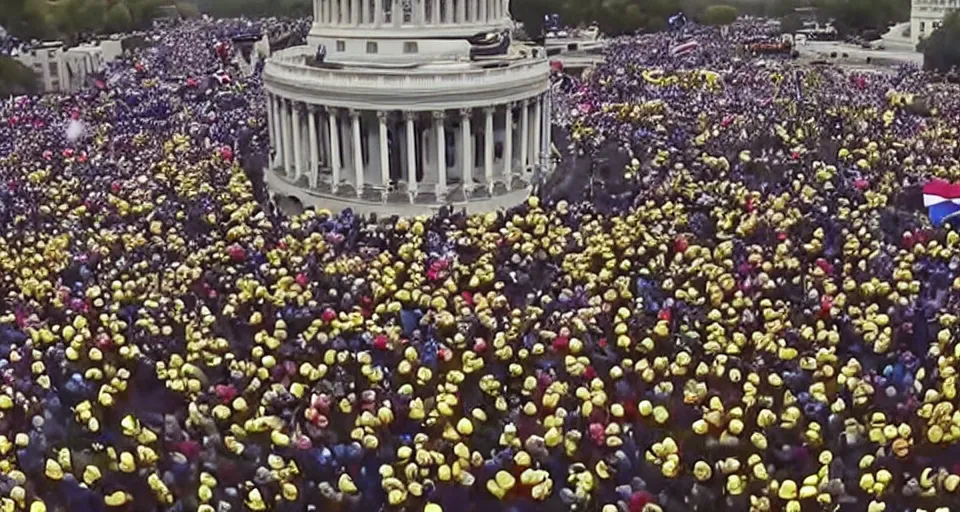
xmin=910 ymin=0 xmax=959 ymax=45
xmin=262 ymin=0 xmax=553 ymax=211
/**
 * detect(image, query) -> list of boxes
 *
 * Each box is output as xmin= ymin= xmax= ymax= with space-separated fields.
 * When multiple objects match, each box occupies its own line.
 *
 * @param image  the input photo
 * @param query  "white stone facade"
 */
xmin=15 ymin=43 xmax=68 ymax=94
xmin=910 ymin=0 xmax=959 ymax=45
xmin=263 ymin=0 xmax=552 ymax=206
xmin=16 ymin=40 xmax=123 ymax=93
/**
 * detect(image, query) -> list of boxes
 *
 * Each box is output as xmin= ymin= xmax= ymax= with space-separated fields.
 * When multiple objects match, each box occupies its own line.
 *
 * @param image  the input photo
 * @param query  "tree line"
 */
xmin=0 ymin=0 xmax=203 ymax=44
xmin=512 ymin=0 xmax=909 ymax=38
xmin=922 ymin=11 xmax=960 ymax=73
xmin=1 ymin=0 xmax=912 ymax=43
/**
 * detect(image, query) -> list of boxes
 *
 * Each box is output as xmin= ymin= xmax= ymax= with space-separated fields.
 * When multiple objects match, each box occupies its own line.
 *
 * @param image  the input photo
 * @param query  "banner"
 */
xmin=670 ymin=40 xmax=700 ymax=58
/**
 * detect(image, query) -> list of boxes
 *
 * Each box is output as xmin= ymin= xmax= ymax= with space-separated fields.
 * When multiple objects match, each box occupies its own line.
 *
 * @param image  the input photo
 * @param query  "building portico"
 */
xmin=262 ymin=0 xmax=552 ymax=209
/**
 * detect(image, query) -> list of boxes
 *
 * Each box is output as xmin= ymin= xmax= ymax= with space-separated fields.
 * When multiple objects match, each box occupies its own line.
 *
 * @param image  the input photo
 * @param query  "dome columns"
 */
xmin=264 ymin=95 xmax=551 ymax=205
xmin=313 ymin=0 xmax=508 ymax=28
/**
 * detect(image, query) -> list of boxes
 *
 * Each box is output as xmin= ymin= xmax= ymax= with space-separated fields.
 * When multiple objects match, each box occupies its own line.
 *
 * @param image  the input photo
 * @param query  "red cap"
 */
xmin=552 ymin=336 xmax=569 ymax=351
xmin=630 ymin=491 xmax=653 ymax=512
xmin=322 ymin=308 xmax=337 ymax=323
xmin=216 ymin=384 xmax=238 ymax=404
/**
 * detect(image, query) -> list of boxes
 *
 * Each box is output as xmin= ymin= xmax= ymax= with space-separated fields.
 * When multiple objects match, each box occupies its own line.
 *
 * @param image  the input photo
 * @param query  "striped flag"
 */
xmin=670 ymin=40 xmax=699 ymax=58
xmin=923 ymin=179 xmax=960 ymax=225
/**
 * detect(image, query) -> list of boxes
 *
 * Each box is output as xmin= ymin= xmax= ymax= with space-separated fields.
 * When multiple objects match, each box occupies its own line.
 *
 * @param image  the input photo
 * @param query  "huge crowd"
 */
xmin=1 ymin=14 xmax=960 ymax=512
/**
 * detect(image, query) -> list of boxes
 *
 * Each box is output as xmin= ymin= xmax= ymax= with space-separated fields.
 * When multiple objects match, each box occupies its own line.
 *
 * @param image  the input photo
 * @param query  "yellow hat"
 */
xmin=694 ymin=461 xmax=712 ymax=481
xmin=779 ymin=479 xmax=798 ymax=500
xmin=457 ymin=418 xmax=474 ymax=436
xmin=661 ymin=459 xmax=679 ymax=478
xmin=521 ymin=468 xmax=546 ymax=485
xmin=545 ymin=428 xmax=562 ymax=447
xmin=610 ymin=404 xmax=625 ymax=417
xmin=720 ymin=458 xmax=740 ymax=475
xmin=29 ymin=502 xmax=45 ymax=512
xmin=752 ymin=464 xmax=769 ymax=481
xmin=514 ymin=451 xmax=532 ymax=467
xmin=118 ymin=452 xmax=136 ymax=473
xmin=495 ymin=470 xmax=516 ymax=490
xmin=83 ymin=465 xmax=102 ymax=485
xmin=876 ymin=469 xmax=893 ymax=485
xmin=945 ymin=474 xmax=960 ymax=492
xmin=596 ymin=460 xmax=611 ymax=480
xmin=104 ymin=491 xmax=129 ymax=507
xmin=425 ymin=503 xmax=443 ymax=512
xmin=799 ymin=484 xmax=817 ymax=499
xmin=387 ymin=488 xmax=407 ymax=505
xmin=818 ymin=451 xmax=833 ymax=466
xmin=728 ymin=418 xmax=744 ymax=435
xmin=245 ymin=488 xmax=265 ymax=511
xmin=726 ymin=474 xmax=744 ymax=495
xmin=531 ymin=478 xmax=552 ymax=500
xmin=486 ymin=480 xmax=506 ymax=499
xmin=339 ymin=474 xmax=358 ymax=494
xmin=44 ymin=460 xmax=63 ymax=481
xmin=692 ymin=419 xmax=709 ymax=435
xmin=638 ymin=400 xmax=653 ymax=416
xmin=652 ymin=406 xmax=669 ymax=424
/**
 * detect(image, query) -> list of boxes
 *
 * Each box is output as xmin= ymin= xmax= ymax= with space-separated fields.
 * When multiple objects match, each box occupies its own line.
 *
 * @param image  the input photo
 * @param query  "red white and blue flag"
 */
xmin=923 ymin=179 xmax=960 ymax=226
xmin=670 ymin=40 xmax=700 ymax=58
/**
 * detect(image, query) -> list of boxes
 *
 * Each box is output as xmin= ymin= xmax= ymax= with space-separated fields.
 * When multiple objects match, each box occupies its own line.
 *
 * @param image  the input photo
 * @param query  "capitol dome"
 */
xmin=262 ymin=0 xmax=552 ymax=212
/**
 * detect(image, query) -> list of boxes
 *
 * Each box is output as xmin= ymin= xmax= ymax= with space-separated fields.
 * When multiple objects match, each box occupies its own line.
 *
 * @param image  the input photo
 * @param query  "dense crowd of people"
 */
xmin=2 ymin=15 xmax=960 ymax=512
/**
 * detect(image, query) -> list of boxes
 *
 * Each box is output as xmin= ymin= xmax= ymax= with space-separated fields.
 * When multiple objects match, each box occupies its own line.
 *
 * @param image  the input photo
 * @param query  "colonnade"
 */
xmin=313 ymin=0 xmax=508 ymax=27
xmin=265 ymin=92 xmax=551 ymax=202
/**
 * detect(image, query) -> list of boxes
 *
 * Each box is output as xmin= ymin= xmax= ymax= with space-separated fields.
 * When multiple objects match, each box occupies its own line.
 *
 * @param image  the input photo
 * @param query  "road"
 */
xmin=798 ymin=41 xmax=922 ymax=67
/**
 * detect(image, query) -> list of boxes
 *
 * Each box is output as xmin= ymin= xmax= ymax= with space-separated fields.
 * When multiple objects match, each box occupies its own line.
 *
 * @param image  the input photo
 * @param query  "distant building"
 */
xmin=232 ymin=33 xmax=271 ymax=76
xmin=63 ymin=41 xmax=123 ymax=90
xmin=786 ymin=6 xmax=838 ymax=40
xmin=153 ymin=5 xmax=182 ymax=28
xmin=543 ymin=25 xmax=602 ymax=57
xmin=15 ymin=39 xmax=123 ymax=93
xmin=793 ymin=6 xmax=819 ymax=23
xmin=911 ymin=0 xmax=959 ymax=45
xmin=15 ymin=42 xmax=68 ymax=93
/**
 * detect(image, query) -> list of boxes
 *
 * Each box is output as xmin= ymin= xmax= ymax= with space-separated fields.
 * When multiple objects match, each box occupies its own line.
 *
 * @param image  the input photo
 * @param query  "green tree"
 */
xmin=701 ymin=4 xmax=738 ymax=25
xmin=194 ymin=0 xmax=306 ymax=18
xmin=126 ymin=0 xmax=169 ymax=27
xmin=0 ymin=0 xmax=56 ymax=40
xmin=50 ymin=0 xmax=107 ymax=45
xmin=813 ymin=0 xmax=909 ymax=35
xmin=780 ymin=13 xmax=803 ymax=33
xmin=104 ymin=3 xmax=134 ymax=32
xmin=176 ymin=1 xmax=201 ymax=18
xmin=922 ymin=11 xmax=960 ymax=72
xmin=764 ymin=0 xmax=805 ymax=18
xmin=0 ymin=56 xmax=39 ymax=96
